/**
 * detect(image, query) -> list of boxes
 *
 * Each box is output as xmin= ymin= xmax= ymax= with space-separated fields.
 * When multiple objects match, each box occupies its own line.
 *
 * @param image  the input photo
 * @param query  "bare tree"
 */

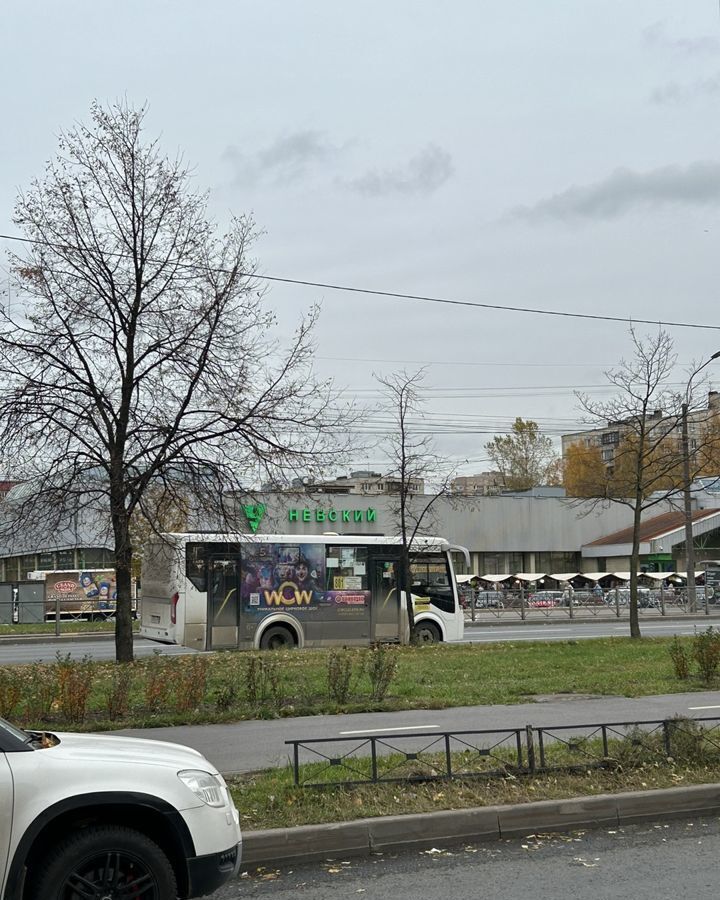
xmin=0 ymin=101 xmax=347 ymax=661
xmin=574 ymin=328 xmax=698 ymax=638
xmin=375 ymin=368 xmax=463 ymax=637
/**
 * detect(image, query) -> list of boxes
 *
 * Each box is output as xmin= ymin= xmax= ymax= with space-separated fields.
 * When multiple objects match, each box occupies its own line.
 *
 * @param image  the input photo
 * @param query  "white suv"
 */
xmin=0 ymin=716 xmax=241 ymax=900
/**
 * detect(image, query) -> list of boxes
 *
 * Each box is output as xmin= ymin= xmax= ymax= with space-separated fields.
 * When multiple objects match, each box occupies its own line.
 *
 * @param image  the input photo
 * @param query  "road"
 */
xmin=0 ymin=636 xmax=198 ymax=664
xmin=208 ymin=815 xmax=720 ymax=899
xmin=0 ymin=618 xmax=709 ymax=664
xmin=461 ymin=619 xmax=707 ymax=643
xmin=115 ymin=688 xmax=720 ymax=775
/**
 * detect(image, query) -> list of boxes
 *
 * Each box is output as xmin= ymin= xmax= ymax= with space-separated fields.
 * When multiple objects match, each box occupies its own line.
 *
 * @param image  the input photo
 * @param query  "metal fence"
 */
xmin=463 ymin=588 xmax=720 ymax=621
xmin=286 ymin=716 xmax=720 ymax=787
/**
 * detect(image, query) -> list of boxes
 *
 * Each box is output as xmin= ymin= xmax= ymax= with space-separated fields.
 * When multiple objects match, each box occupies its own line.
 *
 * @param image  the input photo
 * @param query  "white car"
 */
xmin=0 ymin=716 xmax=241 ymax=900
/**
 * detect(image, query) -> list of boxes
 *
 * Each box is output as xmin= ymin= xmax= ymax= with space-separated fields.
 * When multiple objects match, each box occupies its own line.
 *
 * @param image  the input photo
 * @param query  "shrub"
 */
xmin=243 ymin=654 xmax=287 ymax=711
xmin=693 ymin=627 xmax=720 ymax=684
xmin=173 ymin=655 xmax=210 ymax=713
xmin=23 ymin=664 xmax=57 ymax=724
xmin=103 ymin=664 xmax=134 ymax=721
xmin=326 ymin=650 xmax=355 ymax=704
xmin=668 ymin=636 xmax=690 ymax=680
xmin=143 ymin=655 xmax=173 ymax=713
xmin=666 ymin=716 xmax=707 ymax=764
xmin=366 ymin=643 xmax=399 ymax=701
xmin=0 ymin=667 xmax=22 ymax=718
xmin=55 ymin=653 xmax=93 ymax=724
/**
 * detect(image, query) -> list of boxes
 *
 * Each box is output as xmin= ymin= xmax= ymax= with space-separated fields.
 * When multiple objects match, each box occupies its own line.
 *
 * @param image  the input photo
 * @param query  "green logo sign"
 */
xmin=243 ymin=504 xmax=266 ymax=533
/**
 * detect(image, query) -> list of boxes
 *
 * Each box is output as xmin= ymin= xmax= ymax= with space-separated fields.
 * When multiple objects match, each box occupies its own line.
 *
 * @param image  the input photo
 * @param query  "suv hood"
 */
xmin=46 ymin=732 xmax=216 ymax=772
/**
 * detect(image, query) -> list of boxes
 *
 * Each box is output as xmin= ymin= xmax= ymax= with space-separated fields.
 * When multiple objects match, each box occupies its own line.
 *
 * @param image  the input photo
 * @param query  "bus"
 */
xmin=140 ymin=533 xmax=469 ymax=651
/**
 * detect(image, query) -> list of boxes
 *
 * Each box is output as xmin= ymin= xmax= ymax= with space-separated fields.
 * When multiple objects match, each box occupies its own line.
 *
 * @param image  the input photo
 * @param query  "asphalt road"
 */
xmin=208 ymin=815 xmax=720 ymax=899
xmin=461 ymin=619 xmax=708 ymax=643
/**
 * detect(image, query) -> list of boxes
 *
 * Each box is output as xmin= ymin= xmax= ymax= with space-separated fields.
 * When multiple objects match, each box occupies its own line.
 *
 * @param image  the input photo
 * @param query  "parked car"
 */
xmin=474 ymin=590 xmax=505 ymax=609
xmin=0 ymin=715 xmax=242 ymax=899
xmin=527 ymin=590 xmax=564 ymax=608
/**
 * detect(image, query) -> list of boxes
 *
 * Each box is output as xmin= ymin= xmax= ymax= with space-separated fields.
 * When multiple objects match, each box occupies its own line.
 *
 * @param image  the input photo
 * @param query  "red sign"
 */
xmin=54 ymin=581 xmax=78 ymax=593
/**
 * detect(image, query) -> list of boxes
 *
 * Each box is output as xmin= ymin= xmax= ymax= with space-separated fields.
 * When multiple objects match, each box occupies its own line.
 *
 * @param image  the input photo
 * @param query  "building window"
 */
xmin=37 ymin=552 xmax=56 ymax=570
xmin=601 ymin=449 xmax=614 ymax=461
xmin=601 ymin=431 xmax=620 ymax=445
xmin=80 ymin=548 xmax=113 ymax=568
xmin=56 ymin=549 xmax=75 ymax=569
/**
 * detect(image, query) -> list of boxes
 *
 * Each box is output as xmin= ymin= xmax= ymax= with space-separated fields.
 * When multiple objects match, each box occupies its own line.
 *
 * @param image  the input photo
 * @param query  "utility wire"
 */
xmin=1 ymin=231 xmax=719 ymax=331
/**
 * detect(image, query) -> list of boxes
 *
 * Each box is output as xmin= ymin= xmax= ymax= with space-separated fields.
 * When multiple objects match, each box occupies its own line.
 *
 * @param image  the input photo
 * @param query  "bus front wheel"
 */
xmin=412 ymin=621 xmax=441 ymax=644
xmin=260 ymin=625 xmax=298 ymax=651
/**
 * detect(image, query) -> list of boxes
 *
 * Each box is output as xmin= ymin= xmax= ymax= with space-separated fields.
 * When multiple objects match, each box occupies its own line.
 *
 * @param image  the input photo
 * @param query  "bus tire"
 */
xmin=412 ymin=621 xmax=441 ymax=644
xmin=260 ymin=624 xmax=298 ymax=651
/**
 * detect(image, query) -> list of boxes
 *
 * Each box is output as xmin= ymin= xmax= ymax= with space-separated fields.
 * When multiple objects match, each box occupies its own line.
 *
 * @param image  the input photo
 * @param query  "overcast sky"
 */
xmin=2 ymin=1 xmax=720 ymax=475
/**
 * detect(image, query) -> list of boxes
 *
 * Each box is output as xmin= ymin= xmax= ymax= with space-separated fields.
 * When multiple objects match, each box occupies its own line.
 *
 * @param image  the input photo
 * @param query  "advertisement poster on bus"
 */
xmin=240 ymin=543 xmax=369 ymax=612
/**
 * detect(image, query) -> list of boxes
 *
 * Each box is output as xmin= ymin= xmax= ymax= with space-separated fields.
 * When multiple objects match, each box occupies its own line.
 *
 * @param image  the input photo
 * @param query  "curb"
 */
xmin=463 ymin=615 xmax=717 ymax=628
xmin=0 ymin=631 xmax=116 ymax=644
xmin=241 ymin=783 xmax=720 ymax=867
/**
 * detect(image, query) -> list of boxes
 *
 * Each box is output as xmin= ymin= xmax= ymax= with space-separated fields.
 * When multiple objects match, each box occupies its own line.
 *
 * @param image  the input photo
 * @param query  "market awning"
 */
xmin=548 ymin=572 xmax=581 ymax=582
xmin=456 ymin=574 xmax=480 ymax=584
xmin=479 ymin=574 xmax=514 ymax=583
xmin=514 ymin=573 xmax=547 ymax=583
xmin=577 ymin=572 xmax=611 ymax=582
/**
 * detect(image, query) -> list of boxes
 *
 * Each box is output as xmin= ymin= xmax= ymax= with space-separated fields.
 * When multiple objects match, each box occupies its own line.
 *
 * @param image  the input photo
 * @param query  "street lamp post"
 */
xmin=681 ymin=351 xmax=720 ymax=612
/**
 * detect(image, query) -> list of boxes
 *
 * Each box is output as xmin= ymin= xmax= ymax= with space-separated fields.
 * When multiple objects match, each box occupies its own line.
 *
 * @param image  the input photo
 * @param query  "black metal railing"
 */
xmin=286 ymin=716 xmax=720 ymax=787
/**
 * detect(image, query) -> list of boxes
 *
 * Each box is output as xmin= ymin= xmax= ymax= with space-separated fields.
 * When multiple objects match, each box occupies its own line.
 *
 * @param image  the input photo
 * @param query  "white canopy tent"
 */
xmin=514 ymin=573 xmax=547 ymax=583
xmin=577 ymin=572 xmax=611 ymax=582
xmin=548 ymin=572 xmax=581 ymax=582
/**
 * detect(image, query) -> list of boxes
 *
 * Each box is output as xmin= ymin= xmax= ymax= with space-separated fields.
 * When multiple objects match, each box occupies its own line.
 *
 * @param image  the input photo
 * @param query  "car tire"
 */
xmin=27 ymin=824 xmax=177 ymax=900
xmin=260 ymin=624 xmax=298 ymax=650
xmin=412 ymin=621 xmax=441 ymax=644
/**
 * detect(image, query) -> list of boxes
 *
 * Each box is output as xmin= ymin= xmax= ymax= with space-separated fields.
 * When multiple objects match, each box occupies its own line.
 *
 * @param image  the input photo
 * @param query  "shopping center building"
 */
xmin=2 ymin=482 xmax=718 ymax=583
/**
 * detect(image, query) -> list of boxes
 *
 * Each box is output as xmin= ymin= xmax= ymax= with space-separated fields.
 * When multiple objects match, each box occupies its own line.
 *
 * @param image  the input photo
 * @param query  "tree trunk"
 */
xmin=112 ymin=503 xmax=134 ymax=662
xmin=629 ymin=500 xmax=642 ymax=639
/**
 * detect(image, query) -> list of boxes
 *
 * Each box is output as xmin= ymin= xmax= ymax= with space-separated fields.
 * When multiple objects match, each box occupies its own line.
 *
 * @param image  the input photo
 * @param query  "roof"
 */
xmin=584 ymin=509 xmax=720 ymax=548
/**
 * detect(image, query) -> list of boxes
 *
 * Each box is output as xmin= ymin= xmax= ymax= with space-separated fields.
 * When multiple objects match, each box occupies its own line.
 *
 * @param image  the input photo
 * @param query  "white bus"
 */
xmin=140 ymin=533 xmax=468 ymax=651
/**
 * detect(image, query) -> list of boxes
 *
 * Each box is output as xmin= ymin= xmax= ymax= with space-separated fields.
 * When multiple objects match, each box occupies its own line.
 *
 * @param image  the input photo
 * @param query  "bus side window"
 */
xmin=186 ymin=543 xmax=207 ymax=592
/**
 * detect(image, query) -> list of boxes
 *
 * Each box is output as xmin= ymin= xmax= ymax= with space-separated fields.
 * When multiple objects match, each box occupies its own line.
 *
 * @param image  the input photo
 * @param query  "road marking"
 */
xmin=339 ymin=725 xmax=440 ymax=735
xmin=469 ymin=628 xmax=569 ymax=634
xmin=688 ymin=705 xmax=720 ymax=710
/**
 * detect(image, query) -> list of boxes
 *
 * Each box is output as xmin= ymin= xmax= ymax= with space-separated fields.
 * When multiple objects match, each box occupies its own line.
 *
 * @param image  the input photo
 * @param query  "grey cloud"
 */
xmin=511 ymin=161 xmax=720 ymax=223
xmin=643 ymin=20 xmax=720 ymax=55
xmin=223 ymin=131 xmax=343 ymax=185
xmin=651 ymin=73 xmax=720 ymax=104
xmin=346 ymin=144 xmax=454 ymax=198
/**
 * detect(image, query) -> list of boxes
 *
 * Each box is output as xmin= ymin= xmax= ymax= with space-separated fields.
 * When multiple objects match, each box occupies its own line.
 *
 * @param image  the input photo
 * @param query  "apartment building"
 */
xmin=561 ymin=391 xmax=720 ymax=470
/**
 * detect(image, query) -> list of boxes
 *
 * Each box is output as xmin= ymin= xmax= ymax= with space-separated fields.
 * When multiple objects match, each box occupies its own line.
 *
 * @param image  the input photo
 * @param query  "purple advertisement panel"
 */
xmin=241 ymin=543 xmax=326 ymax=611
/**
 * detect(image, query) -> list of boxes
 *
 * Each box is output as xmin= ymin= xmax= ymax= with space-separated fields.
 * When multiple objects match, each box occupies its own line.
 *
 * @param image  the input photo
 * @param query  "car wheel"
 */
xmin=28 ymin=824 xmax=177 ymax=900
xmin=412 ymin=621 xmax=441 ymax=644
xmin=260 ymin=624 xmax=298 ymax=650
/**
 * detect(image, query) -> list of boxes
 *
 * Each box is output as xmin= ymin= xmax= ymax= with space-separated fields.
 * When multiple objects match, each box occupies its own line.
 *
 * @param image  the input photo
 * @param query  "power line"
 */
xmin=1 ymin=231 xmax=719 ymax=331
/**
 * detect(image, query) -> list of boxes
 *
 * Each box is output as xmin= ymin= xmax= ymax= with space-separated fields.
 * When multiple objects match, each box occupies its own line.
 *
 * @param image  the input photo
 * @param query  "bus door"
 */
xmin=370 ymin=557 xmax=402 ymax=642
xmin=208 ymin=556 xmax=239 ymax=649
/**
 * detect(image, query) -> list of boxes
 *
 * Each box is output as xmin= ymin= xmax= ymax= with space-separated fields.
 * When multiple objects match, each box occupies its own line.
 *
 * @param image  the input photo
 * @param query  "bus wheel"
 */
xmin=260 ymin=625 xmax=298 ymax=651
xmin=412 ymin=621 xmax=440 ymax=644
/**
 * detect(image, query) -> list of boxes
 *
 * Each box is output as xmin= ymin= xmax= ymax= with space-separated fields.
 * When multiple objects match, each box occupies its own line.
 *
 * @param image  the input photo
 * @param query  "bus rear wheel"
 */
xmin=412 ymin=621 xmax=441 ymax=644
xmin=260 ymin=625 xmax=298 ymax=650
